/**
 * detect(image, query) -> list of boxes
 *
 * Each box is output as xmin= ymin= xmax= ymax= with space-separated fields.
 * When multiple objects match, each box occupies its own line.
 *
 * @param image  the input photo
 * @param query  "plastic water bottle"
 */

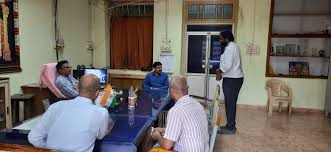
xmin=128 ymin=86 xmax=135 ymax=108
xmin=129 ymin=86 xmax=134 ymax=98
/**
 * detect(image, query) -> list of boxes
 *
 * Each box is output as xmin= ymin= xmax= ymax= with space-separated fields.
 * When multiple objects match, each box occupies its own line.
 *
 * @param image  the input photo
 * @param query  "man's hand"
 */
xmin=154 ymin=127 xmax=165 ymax=134
xmin=151 ymin=130 xmax=162 ymax=140
xmin=216 ymin=69 xmax=223 ymax=81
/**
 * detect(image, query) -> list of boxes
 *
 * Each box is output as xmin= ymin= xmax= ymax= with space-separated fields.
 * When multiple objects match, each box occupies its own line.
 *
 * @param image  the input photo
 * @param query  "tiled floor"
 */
xmin=213 ymin=107 xmax=331 ymax=152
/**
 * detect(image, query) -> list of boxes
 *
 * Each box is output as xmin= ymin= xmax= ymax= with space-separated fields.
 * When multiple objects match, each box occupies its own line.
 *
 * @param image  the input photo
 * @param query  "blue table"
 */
xmin=104 ymin=115 xmax=152 ymax=144
xmin=0 ymin=90 xmax=172 ymax=152
xmin=109 ymin=89 xmax=170 ymax=121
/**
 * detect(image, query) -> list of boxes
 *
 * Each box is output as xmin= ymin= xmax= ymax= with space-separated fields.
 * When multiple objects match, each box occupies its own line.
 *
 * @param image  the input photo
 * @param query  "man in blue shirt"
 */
xmin=55 ymin=60 xmax=79 ymax=98
xmin=143 ymin=62 xmax=169 ymax=91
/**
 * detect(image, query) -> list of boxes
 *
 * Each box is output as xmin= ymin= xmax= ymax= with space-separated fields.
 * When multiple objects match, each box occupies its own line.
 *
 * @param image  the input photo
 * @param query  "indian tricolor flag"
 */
xmin=97 ymin=84 xmax=116 ymax=108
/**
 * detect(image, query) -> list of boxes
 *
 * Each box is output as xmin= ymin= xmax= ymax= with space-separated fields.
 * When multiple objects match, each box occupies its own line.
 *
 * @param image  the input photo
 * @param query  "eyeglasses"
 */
xmin=62 ymin=66 xmax=72 ymax=69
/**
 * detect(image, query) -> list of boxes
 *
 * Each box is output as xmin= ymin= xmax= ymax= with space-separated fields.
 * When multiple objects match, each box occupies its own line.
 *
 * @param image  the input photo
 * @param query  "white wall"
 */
xmin=92 ymin=1 xmax=109 ymax=68
xmin=57 ymin=0 xmax=91 ymax=67
xmin=153 ymin=0 xmax=183 ymax=75
xmin=0 ymin=0 xmax=91 ymax=94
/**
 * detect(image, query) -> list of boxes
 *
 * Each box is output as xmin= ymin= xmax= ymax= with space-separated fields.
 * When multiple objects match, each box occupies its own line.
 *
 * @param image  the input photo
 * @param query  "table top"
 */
xmin=104 ymin=115 xmax=152 ymax=144
xmin=109 ymin=89 xmax=170 ymax=121
xmin=0 ymin=143 xmax=54 ymax=152
xmin=11 ymin=94 xmax=35 ymax=100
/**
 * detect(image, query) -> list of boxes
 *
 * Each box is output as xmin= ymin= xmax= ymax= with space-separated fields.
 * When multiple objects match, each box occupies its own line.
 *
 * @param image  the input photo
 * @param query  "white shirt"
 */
xmin=219 ymin=42 xmax=244 ymax=78
xmin=163 ymin=95 xmax=209 ymax=152
xmin=28 ymin=96 xmax=110 ymax=152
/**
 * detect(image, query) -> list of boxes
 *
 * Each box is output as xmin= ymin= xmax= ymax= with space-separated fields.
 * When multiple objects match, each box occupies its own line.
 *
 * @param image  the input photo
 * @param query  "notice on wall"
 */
xmin=159 ymin=52 xmax=175 ymax=73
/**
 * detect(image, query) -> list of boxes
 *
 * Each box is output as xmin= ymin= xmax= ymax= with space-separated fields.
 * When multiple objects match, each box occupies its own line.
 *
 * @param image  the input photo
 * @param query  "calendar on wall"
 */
xmin=159 ymin=52 xmax=174 ymax=73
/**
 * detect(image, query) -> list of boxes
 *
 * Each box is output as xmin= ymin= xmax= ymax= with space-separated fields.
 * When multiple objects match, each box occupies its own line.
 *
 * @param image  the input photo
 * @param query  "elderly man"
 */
xmin=28 ymin=74 xmax=110 ymax=152
xmin=55 ymin=60 xmax=79 ymax=98
xmin=151 ymin=75 xmax=209 ymax=152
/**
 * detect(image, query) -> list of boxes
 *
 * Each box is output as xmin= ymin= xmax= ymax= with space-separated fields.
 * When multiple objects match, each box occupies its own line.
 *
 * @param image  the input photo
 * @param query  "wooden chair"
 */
xmin=266 ymin=79 xmax=293 ymax=116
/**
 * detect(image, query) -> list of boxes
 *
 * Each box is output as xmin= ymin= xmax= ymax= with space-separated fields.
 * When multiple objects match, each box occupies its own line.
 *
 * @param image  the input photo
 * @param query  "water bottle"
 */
xmin=128 ymin=107 xmax=135 ymax=127
xmin=129 ymin=86 xmax=134 ymax=98
xmin=128 ymin=86 xmax=135 ymax=108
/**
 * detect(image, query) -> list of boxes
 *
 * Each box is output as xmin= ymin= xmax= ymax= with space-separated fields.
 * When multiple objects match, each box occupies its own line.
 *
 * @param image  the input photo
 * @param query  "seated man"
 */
xmin=55 ymin=60 xmax=79 ymax=98
xmin=151 ymin=76 xmax=209 ymax=152
xmin=143 ymin=62 xmax=169 ymax=91
xmin=28 ymin=74 xmax=110 ymax=152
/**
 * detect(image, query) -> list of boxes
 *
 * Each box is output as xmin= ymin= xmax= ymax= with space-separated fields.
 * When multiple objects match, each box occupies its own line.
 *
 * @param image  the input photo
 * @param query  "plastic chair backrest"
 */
xmin=209 ymin=84 xmax=222 ymax=152
xmin=39 ymin=63 xmax=66 ymax=98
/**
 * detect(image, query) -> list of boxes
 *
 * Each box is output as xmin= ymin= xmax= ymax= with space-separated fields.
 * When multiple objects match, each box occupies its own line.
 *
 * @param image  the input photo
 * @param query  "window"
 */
xmin=188 ymin=4 xmax=233 ymax=20
xmin=184 ymin=0 xmax=238 ymax=23
xmin=112 ymin=4 xmax=153 ymax=17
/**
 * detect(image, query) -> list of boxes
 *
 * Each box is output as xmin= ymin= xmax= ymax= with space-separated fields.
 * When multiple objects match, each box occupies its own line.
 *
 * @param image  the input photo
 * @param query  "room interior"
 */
xmin=0 ymin=0 xmax=329 ymax=151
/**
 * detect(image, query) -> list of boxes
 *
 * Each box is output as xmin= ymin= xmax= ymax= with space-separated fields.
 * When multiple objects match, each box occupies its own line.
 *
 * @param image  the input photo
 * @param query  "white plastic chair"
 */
xmin=266 ymin=79 xmax=293 ymax=116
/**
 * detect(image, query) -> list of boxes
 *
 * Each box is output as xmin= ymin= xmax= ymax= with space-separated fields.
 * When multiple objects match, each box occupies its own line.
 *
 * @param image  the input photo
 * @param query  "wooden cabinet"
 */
xmin=21 ymin=84 xmax=52 ymax=117
xmin=0 ymin=77 xmax=11 ymax=129
xmin=325 ymin=55 xmax=331 ymax=116
xmin=266 ymin=0 xmax=331 ymax=79
xmin=110 ymin=74 xmax=145 ymax=89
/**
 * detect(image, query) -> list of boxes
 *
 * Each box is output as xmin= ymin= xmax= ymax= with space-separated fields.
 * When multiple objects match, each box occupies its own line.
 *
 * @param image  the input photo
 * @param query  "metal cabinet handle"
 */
xmin=202 ymin=65 xmax=205 ymax=69
xmin=209 ymin=65 xmax=213 ymax=69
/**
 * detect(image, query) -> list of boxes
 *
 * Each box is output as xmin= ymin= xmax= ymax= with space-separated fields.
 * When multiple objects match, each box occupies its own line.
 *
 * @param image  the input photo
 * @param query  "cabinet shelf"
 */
xmin=266 ymin=74 xmax=328 ymax=79
xmin=267 ymin=0 xmax=331 ymax=79
xmin=271 ymin=34 xmax=331 ymax=38
xmin=274 ymin=13 xmax=331 ymax=16
xmin=270 ymin=55 xmax=330 ymax=59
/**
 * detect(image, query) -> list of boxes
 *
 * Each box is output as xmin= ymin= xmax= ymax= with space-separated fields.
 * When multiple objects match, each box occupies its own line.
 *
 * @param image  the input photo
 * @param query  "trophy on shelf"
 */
xmin=270 ymin=46 xmax=275 ymax=56
xmin=296 ymin=45 xmax=301 ymax=56
xmin=311 ymin=48 xmax=318 ymax=57
xmin=319 ymin=50 xmax=325 ymax=57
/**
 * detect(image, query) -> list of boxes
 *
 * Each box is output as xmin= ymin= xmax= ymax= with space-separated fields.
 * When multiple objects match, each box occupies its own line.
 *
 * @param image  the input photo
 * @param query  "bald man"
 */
xmin=151 ymin=75 xmax=209 ymax=152
xmin=28 ymin=74 xmax=110 ymax=152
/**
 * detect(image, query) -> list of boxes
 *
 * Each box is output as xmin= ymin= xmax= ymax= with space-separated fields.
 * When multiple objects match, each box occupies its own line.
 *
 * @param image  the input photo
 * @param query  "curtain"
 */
xmin=110 ymin=17 xmax=153 ymax=69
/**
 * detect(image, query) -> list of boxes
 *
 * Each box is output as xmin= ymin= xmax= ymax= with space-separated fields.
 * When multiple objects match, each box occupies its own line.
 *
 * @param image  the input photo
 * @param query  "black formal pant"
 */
xmin=223 ymin=77 xmax=244 ymax=130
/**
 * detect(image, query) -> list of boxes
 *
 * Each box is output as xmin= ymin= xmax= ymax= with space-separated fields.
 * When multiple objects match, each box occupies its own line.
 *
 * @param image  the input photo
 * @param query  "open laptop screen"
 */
xmin=84 ymin=69 xmax=107 ymax=84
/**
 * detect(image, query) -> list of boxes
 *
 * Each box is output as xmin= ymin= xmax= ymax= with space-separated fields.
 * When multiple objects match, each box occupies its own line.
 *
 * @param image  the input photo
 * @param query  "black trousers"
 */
xmin=223 ymin=77 xmax=243 ymax=130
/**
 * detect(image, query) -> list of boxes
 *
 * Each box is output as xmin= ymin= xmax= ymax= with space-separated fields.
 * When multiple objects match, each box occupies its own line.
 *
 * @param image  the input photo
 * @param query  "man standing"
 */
xmin=216 ymin=30 xmax=244 ymax=134
xmin=143 ymin=62 xmax=169 ymax=91
xmin=151 ymin=75 xmax=209 ymax=152
xmin=55 ymin=60 xmax=79 ymax=98
xmin=28 ymin=75 xmax=110 ymax=152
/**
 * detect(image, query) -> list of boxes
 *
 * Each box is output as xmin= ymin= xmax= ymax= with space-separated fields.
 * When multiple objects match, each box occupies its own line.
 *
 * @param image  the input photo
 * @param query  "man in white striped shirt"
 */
xmin=151 ymin=75 xmax=209 ymax=152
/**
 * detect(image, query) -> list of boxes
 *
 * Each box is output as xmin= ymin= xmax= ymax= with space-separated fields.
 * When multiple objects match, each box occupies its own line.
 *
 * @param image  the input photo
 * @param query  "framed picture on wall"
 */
xmin=289 ymin=62 xmax=309 ymax=76
xmin=0 ymin=0 xmax=21 ymax=74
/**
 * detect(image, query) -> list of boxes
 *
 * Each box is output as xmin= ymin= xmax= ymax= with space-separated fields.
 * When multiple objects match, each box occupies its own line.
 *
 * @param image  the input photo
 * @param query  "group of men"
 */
xmin=28 ymin=30 xmax=243 ymax=152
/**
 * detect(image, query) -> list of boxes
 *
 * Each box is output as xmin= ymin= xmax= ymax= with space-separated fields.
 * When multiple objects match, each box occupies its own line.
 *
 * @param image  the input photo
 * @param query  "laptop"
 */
xmin=84 ymin=69 xmax=109 ymax=89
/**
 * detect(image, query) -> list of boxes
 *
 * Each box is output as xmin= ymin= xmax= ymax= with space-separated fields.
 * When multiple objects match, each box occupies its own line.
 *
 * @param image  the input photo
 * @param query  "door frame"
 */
xmin=186 ymin=31 xmax=220 ymax=98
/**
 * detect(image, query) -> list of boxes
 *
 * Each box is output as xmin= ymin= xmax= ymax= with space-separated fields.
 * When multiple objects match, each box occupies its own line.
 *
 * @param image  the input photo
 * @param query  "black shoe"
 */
xmin=219 ymin=126 xmax=227 ymax=130
xmin=217 ymin=127 xmax=237 ymax=134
